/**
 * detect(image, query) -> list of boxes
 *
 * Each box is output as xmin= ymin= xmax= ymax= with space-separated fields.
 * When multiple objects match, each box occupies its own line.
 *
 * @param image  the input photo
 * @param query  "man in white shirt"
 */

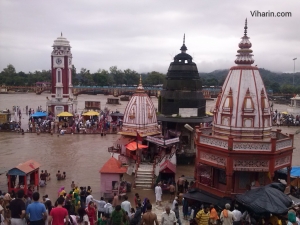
xmin=161 ymin=206 xmax=176 ymax=225
xmin=171 ymin=197 xmax=178 ymax=211
xmin=93 ymin=197 xmax=106 ymax=218
xmin=155 ymin=182 xmax=162 ymax=206
xmin=104 ymin=199 xmax=113 ymax=216
xmin=121 ymin=195 xmax=132 ymax=217
xmin=232 ymin=205 xmax=242 ymax=225
xmin=220 ymin=204 xmax=236 ymax=225
xmin=85 ymin=194 xmax=93 ymax=206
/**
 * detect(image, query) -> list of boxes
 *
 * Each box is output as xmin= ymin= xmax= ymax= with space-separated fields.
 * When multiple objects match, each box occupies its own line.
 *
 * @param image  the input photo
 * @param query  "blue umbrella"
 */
xmin=31 ymin=112 xmax=47 ymax=117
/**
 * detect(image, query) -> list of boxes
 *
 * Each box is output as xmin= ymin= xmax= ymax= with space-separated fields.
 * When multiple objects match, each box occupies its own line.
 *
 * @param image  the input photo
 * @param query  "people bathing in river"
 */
xmin=56 ymin=171 xmax=62 ymax=180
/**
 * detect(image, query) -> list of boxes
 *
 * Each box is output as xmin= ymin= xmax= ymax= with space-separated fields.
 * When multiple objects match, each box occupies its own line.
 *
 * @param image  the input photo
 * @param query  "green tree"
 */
xmin=270 ymin=82 xmax=281 ymax=93
xmin=109 ymin=66 xmax=124 ymax=85
xmin=80 ymin=68 xmax=93 ymax=86
xmin=145 ymin=71 xmax=165 ymax=85
xmin=280 ymin=84 xmax=295 ymax=94
xmin=93 ymin=69 xmax=110 ymax=86
xmin=124 ymin=69 xmax=139 ymax=85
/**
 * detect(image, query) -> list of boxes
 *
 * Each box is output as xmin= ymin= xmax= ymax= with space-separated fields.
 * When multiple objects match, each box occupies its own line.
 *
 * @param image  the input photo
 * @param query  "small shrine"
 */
xmin=7 ymin=160 xmax=41 ymax=194
xmin=288 ymin=94 xmax=300 ymax=115
xmin=99 ymin=157 xmax=127 ymax=199
xmin=194 ymin=19 xmax=294 ymax=198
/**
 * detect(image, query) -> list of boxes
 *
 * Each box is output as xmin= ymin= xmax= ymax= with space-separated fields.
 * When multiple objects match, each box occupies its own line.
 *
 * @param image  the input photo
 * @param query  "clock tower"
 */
xmin=46 ymin=33 xmax=77 ymax=117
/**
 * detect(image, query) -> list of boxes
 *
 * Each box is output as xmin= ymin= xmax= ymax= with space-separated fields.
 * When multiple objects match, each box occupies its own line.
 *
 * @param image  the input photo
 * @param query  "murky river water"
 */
xmin=0 ymin=93 xmax=299 ymax=200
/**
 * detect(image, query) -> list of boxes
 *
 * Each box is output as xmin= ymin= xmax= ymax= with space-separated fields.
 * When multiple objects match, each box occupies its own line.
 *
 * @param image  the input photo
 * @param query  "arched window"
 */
xmin=69 ymin=69 xmax=72 ymax=85
xmin=56 ymin=69 xmax=62 ymax=83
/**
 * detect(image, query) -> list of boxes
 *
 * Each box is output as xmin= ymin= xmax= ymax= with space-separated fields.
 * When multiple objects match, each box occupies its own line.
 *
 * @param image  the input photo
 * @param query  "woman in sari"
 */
xmin=85 ymin=201 xmax=96 ymax=225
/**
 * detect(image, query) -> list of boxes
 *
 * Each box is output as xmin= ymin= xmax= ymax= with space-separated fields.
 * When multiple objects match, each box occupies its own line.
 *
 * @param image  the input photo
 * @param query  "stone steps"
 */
xmin=135 ymin=163 xmax=154 ymax=189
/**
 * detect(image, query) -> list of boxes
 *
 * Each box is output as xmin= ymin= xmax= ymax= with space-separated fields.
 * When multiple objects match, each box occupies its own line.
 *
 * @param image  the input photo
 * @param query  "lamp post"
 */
xmin=293 ymin=58 xmax=297 ymax=86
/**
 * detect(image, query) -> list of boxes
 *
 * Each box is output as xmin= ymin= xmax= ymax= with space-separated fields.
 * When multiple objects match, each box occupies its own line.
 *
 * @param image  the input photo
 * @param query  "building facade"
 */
xmin=195 ymin=20 xmax=294 ymax=198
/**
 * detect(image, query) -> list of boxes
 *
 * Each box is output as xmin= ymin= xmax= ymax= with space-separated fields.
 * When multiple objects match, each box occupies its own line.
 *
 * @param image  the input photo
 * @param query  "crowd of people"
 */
xmin=1 ymin=177 xmax=300 ymax=225
xmin=272 ymin=110 xmax=300 ymax=127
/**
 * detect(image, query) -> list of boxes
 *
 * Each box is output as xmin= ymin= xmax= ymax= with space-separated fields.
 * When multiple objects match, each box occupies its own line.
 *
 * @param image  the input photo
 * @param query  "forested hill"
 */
xmin=1 ymin=63 xmax=299 ymax=93
xmin=200 ymin=68 xmax=300 ymax=93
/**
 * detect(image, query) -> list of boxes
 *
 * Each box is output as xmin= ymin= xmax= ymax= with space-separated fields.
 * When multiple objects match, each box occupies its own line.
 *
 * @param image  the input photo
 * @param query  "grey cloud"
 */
xmin=0 ymin=0 xmax=299 ymax=74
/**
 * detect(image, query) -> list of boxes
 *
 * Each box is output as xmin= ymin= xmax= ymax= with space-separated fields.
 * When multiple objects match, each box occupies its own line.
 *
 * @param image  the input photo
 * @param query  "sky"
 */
xmin=0 ymin=0 xmax=299 ymax=74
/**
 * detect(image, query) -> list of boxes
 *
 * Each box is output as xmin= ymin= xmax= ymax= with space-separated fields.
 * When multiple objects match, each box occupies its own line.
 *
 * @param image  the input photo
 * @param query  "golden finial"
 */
xmin=137 ymin=74 xmax=144 ymax=90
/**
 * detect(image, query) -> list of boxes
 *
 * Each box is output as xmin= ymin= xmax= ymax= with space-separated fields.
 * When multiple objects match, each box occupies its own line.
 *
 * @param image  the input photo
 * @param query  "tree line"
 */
xmin=1 ymin=64 xmax=300 ymax=94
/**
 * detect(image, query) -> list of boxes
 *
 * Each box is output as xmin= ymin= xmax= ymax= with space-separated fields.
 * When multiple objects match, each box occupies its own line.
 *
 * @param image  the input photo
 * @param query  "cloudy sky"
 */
xmin=0 ymin=0 xmax=299 ymax=74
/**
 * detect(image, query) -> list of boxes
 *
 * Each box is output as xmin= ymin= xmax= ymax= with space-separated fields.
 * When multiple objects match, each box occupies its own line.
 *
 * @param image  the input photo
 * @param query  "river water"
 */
xmin=0 ymin=93 xmax=299 ymax=200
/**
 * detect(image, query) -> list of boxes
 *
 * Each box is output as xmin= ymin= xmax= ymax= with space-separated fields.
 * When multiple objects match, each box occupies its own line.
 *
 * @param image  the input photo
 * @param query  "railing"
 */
xmin=233 ymin=141 xmax=271 ymax=151
xmin=276 ymin=139 xmax=293 ymax=151
xmin=199 ymin=136 xmax=228 ymax=149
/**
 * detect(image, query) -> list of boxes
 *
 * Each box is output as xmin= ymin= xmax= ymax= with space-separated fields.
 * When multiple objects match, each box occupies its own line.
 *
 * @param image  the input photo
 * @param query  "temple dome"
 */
xmin=119 ymin=76 xmax=160 ymax=137
xmin=52 ymin=33 xmax=71 ymax=47
xmin=212 ymin=19 xmax=272 ymax=139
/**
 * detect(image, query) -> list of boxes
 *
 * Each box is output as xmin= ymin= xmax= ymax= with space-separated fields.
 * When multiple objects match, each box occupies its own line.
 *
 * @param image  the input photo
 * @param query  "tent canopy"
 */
xmin=31 ymin=112 xmax=47 ymax=117
xmin=183 ymin=189 xmax=231 ymax=208
xmin=82 ymin=111 xmax=100 ymax=116
xmin=57 ymin=112 xmax=73 ymax=117
xmin=236 ymin=183 xmax=292 ymax=215
xmin=277 ymin=167 xmax=300 ymax=177
xmin=125 ymin=142 xmax=148 ymax=151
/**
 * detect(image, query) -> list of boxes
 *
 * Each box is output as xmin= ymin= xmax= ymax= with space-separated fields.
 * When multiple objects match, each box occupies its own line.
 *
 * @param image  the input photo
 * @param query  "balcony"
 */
xmin=108 ymin=146 xmax=121 ymax=154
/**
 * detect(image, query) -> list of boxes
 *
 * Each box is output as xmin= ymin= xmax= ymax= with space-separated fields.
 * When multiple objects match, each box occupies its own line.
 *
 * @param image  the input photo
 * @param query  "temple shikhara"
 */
xmin=107 ymin=77 xmax=177 ymax=190
xmin=194 ymin=20 xmax=294 ymax=198
xmin=46 ymin=33 xmax=77 ymax=117
xmin=158 ymin=35 xmax=210 ymax=164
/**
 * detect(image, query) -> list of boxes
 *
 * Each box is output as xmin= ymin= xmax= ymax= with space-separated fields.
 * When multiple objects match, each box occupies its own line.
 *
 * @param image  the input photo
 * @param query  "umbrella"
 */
xmin=206 ymin=111 xmax=213 ymax=116
xmin=281 ymin=111 xmax=288 ymax=114
xmin=31 ymin=112 xmax=47 ymax=117
xmin=82 ymin=111 xmax=99 ymax=116
xmin=236 ymin=183 xmax=292 ymax=214
xmin=57 ymin=112 xmax=73 ymax=117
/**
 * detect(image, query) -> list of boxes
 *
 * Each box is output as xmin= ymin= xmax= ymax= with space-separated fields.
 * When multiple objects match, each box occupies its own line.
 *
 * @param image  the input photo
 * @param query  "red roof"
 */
xmin=99 ymin=157 xmax=127 ymax=174
xmin=16 ymin=160 xmax=41 ymax=174
xmin=160 ymin=160 xmax=176 ymax=173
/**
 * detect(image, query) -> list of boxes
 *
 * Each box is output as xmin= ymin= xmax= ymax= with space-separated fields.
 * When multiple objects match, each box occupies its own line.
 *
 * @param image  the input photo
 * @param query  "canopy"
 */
xmin=236 ymin=183 xmax=292 ymax=215
xmin=111 ymin=112 xmax=124 ymax=117
xmin=82 ymin=111 xmax=100 ymax=116
xmin=57 ymin=112 xmax=73 ymax=117
xmin=31 ymin=112 xmax=47 ymax=117
xmin=281 ymin=111 xmax=288 ymax=114
xmin=183 ymin=189 xmax=231 ymax=208
xmin=277 ymin=166 xmax=300 ymax=177
xmin=125 ymin=142 xmax=148 ymax=151
xmin=206 ymin=111 xmax=213 ymax=116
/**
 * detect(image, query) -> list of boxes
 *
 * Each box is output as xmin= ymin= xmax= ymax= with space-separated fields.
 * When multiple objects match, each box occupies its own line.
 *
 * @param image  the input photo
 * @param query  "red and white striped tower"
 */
xmin=46 ymin=33 xmax=77 ymax=117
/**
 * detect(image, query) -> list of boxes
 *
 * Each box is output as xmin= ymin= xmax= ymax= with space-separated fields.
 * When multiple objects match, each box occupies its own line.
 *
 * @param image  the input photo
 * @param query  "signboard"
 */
xmin=146 ymin=136 xmax=179 ymax=146
xmin=165 ymin=137 xmax=180 ymax=146
xmin=0 ymin=114 xmax=8 ymax=123
xmin=179 ymin=108 xmax=197 ymax=117
xmin=146 ymin=136 xmax=164 ymax=145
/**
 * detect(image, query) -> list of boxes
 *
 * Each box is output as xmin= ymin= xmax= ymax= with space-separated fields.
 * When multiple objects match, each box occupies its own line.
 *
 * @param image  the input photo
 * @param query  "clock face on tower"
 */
xmin=56 ymin=58 xmax=62 ymax=65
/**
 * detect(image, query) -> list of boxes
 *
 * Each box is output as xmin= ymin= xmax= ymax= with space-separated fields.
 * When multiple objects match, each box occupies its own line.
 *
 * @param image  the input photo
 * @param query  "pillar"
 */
xmin=287 ymin=166 xmax=291 ymax=186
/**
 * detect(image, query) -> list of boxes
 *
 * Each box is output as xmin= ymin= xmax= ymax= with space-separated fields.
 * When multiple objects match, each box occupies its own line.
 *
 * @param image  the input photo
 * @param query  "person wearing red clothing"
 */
xmin=48 ymin=197 xmax=68 ymax=225
xmin=85 ymin=201 xmax=96 ymax=225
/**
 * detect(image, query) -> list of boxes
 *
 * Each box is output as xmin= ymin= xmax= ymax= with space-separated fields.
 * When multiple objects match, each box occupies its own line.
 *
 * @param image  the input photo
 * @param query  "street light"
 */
xmin=293 ymin=58 xmax=297 ymax=86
